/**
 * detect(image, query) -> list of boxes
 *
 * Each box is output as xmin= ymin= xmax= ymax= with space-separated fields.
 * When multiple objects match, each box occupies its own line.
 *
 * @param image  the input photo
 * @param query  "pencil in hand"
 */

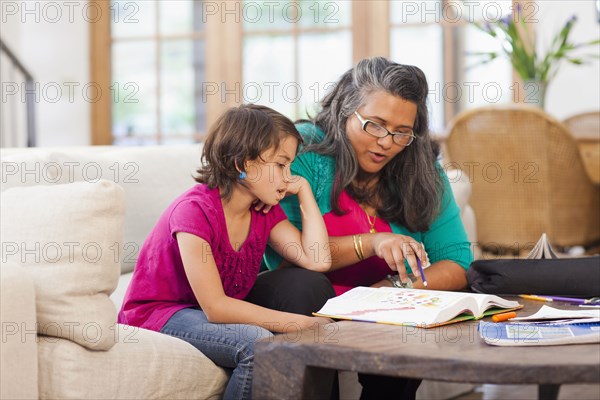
xmin=417 ymin=257 xmax=427 ymax=287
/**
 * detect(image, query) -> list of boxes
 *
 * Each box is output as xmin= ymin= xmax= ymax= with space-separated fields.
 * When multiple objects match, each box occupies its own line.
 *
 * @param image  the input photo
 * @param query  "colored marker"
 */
xmin=492 ymin=311 xmax=517 ymax=323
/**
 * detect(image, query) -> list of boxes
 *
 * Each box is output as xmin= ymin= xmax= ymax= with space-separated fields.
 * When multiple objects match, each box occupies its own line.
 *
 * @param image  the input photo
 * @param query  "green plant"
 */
xmin=470 ymin=6 xmax=599 ymax=83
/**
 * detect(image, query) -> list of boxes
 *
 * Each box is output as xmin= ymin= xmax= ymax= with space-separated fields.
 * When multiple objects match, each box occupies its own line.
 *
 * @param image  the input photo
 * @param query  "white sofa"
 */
xmin=0 ymin=145 xmax=477 ymax=399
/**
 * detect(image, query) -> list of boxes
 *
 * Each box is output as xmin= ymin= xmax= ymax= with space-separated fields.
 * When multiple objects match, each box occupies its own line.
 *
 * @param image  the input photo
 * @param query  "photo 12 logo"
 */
xmin=1 ymin=81 xmax=139 ymax=105
xmin=395 ymin=1 xmax=538 ymax=24
xmin=1 ymin=161 xmax=140 ymax=185
xmin=1 ymin=1 xmax=104 ymax=23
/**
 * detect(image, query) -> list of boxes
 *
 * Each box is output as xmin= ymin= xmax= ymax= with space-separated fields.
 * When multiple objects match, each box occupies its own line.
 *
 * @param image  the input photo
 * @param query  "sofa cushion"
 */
xmin=0 ymin=263 xmax=38 ymax=400
xmin=1 ymin=150 xmax=62 ymax=191
xmin=37 ymin=324 xmax=228 ymax=400
xmin=1 ymin=180 xmax=125 ymax=350
xmin=49 ymin=145 xmax=201 ymax=274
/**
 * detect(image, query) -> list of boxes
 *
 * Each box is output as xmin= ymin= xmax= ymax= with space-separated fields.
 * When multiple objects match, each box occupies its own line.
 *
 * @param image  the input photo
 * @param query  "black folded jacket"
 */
xmin=467 ymin=256 xmax=600 ymax=297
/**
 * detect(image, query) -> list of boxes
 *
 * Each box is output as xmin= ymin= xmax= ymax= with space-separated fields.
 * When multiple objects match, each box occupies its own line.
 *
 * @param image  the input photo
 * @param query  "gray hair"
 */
xmin=303 ymin=57 xmax=443 ymax=232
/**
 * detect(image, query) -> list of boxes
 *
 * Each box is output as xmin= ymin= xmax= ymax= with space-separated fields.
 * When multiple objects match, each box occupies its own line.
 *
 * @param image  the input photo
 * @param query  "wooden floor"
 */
xmin=454 ymin=384 xmax=600 ymax=400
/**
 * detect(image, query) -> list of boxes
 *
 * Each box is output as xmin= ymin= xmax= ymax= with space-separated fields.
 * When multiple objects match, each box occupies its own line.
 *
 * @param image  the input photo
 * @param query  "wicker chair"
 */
xmin=563 ymin=111 xmax=600 ymax=184
xmin=563 ymin=111 xmax=600 ymax=140
xmin=445 ymin=105 xmax=600 ymax=252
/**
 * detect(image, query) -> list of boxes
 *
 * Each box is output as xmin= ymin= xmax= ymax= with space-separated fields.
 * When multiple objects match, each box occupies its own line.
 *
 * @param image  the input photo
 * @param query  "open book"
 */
xmin=527 ymin=233 xmax=558 ymax=259
xmin=313 ymin=287 xmax=522 ymax=328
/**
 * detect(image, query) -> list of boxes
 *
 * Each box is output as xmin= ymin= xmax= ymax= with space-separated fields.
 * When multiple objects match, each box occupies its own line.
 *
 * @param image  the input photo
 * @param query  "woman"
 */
xmin=247 ymin=57 xmax=473 ymax=399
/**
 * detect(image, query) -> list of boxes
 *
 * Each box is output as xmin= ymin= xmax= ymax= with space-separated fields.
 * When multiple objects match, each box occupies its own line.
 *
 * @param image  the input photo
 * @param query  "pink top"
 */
xmin=118 ymin=184 xmax=287 ymax=332
xmin=323 ymin=190 xmax=393 ymax=295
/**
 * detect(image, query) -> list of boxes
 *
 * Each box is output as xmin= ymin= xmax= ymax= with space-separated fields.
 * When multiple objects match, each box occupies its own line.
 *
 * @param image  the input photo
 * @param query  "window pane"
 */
xmin=456 ymin=0 xmax=512 ymax=23
xmin=243 ymin=36 xmax=295 ymax=118
xmin=461 ymin=24 xmax=512 ymax=109
xmin=159 ymin=0 xmax=195 ymax=34
xmin=112 ymin=41 xmax=157 ymax=138
xmin=298 ymin=0 xmax=351 ymax=28
xmin=194 ymin=40 xmax=207 ymax=134
xmin=298 ymin=31 xmax=352 ymax=118
xmin=390 ymin=25 xmax=444 ymax=133
xmin=111 ymin=1 xmax=156 ymax=38
xmin=113 ymin=135 xmax=159 ymax=146
xmin=390 ymin=0 xmax=443 ymax=25
xmin=243 ymin=1 xmax=293 ymax=32
xmin=161 ymin=40 xmax=195 ymax=136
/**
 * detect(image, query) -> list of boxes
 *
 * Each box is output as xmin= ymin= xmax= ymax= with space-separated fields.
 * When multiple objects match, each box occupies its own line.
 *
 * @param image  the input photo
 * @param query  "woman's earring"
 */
xmin=239 ymin=171 xmax=247 ymax=179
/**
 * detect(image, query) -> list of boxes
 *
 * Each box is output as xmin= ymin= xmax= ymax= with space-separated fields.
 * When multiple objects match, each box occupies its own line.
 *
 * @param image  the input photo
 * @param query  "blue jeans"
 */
xmin=160 ymin=307 xmax=274 ymax=400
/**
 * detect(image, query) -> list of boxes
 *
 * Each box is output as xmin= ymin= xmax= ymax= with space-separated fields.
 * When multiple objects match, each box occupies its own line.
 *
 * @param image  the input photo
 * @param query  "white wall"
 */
xmin=1 ymin=1 xmax=90 ymax=146
xmin=537 ymin=0 xmax=600 ymax=119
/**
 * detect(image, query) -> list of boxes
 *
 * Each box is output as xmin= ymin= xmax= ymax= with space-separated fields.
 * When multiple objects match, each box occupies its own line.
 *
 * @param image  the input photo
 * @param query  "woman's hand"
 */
xmin=370 ymin=233 xmax=429 ymax=283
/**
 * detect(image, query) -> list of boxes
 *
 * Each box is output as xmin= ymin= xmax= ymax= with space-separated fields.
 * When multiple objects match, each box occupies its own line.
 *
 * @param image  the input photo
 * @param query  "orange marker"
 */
xmin=492 ymin=311 xmax=517 ymax=323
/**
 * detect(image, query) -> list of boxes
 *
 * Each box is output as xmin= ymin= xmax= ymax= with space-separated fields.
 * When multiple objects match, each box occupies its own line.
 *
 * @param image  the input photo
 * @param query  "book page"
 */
xmin=527 ymin=233 xmax=558 ymax=259
xmin=511 ymin=305 xmax=600 ymax=321
xmin=473 ymin=293 xmax=523 ymax=314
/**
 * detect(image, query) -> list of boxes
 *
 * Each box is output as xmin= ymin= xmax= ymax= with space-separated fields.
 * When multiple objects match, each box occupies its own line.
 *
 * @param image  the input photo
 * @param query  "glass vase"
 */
xmin=522 ymin=80 xmax=548 ymax=109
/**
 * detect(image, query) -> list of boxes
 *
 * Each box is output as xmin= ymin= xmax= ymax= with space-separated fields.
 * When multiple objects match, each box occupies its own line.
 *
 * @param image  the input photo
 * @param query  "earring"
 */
xmin=239 ymin=171 xmax=247 ymax=179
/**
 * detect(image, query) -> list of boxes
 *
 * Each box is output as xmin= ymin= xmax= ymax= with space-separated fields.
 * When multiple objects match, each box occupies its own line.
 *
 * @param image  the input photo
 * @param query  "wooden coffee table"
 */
xmin=253 ymin=299 xmax=600 ymax=400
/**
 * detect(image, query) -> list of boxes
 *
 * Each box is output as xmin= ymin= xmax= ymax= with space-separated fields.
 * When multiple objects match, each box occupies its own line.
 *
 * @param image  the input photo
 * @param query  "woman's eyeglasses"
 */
xmin=354 ymin=111 xmax=416 ymax=147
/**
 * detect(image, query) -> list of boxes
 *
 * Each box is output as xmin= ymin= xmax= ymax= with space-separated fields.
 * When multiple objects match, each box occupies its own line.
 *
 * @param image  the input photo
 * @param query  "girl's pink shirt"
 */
xmin=323 ymin=190 xmax=393 ymax=295
xmin=118 ymin=184 xmax=286 ymax=331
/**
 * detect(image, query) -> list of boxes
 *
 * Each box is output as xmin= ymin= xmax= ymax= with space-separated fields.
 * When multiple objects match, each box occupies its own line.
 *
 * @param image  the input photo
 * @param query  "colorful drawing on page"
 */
xmin=336 ymin=306 xmax=416 ymax=317
xmin=381 ymin=291 xmax=443 ymax=308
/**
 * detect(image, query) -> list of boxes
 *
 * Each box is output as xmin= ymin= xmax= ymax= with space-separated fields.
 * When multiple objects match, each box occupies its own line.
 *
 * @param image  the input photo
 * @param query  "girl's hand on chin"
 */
xmin=251 ymin=176 xmax=307 ymax=212
xmin=283 ymin=176 xmax=308 ymax=196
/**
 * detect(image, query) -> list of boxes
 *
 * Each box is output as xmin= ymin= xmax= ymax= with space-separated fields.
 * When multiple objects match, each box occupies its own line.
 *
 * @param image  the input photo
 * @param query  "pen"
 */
xmin=416 ymin=257 xmax=427 ymax=287
xmin=519 ymin=294 xmax=552 ymax=302
xmin=519 ymin=294 xmax=592 ymax=305
xmin=539 ymin=295 xmax=587 ymax=305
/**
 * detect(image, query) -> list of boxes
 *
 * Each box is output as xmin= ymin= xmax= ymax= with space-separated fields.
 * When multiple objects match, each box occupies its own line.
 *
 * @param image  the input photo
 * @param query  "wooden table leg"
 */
xmin=538 ymin=384 xmax=560 ymax=400
xmin=253 ymin=343 xmax=335 ymax=400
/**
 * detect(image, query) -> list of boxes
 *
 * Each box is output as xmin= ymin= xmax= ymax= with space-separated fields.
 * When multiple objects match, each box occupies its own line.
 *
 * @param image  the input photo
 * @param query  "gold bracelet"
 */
xmin=357 ymin=234 xmax=365 ymax=261
xmin=352 ymin=235 xmax=362 ymax=261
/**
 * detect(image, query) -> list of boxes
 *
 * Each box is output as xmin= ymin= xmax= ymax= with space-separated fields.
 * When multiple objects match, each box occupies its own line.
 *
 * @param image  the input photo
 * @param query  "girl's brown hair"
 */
xmin=195 ymin=104 xmax=302 ymax=199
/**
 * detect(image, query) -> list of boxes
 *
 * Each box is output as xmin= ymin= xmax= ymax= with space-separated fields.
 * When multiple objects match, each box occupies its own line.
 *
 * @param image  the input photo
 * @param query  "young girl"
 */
xmin=118 ymin=104 xmax=332 ymax=400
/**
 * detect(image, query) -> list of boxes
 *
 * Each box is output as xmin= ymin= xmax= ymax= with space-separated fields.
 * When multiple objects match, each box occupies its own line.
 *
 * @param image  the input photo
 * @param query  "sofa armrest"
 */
xmin=1 ymin=263 xmax=38 ymax=399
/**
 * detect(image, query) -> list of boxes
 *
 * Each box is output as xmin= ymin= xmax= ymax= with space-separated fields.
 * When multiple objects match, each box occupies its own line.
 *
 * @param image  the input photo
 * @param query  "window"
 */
xmin=457 ymin=1 xmax=513 ymax=110
xmin=390 ymin=0 xmax=445 ymax=132
xmin=242 ymin=1 xmax=353 ymax=120
xmin=91 ymin=0 xmax=518 ymax=144
xmin=389 ymin=0 xmax=513 ymax=133
xmin=110 ymin=1 xmax=206 ymax=145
